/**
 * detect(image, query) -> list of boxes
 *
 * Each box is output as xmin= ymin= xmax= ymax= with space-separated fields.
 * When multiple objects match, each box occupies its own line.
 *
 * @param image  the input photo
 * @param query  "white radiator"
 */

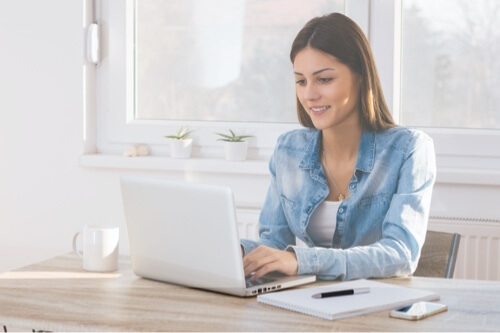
xmin=237 ymin=210 xmax=500 ymax=281
xmin=428 ymin=216 xmax=500 ymax=281
xmin=236 ymin=209 xmax=260 ymax=241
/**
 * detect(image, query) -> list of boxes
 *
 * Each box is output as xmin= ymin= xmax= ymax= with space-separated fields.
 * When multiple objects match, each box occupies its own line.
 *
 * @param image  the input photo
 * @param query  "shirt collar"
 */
xmin=299 ymin=129 xmax=375 ymax=173
xmin=299 ymin=130 xmax=321 ymax=169
xmin=356 ymin=131 xmax=375 ymax=173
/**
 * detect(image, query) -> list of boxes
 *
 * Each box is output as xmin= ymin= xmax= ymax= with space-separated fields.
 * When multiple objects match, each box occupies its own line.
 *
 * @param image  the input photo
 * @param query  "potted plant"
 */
xmin=165 ymin=126 xmax=194 ymax=158
xmin=215 ymin=129 xmax=253 ymax=161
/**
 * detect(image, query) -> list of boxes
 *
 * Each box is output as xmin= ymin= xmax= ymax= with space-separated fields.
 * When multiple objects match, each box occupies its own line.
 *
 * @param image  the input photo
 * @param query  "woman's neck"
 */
xmin=321 ymin=124 xmax=362 ymax=162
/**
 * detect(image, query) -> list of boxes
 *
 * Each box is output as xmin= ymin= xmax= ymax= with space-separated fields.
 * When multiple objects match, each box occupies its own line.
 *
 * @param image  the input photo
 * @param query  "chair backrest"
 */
xmin=413 ymin=230 xmax=461 ymax=278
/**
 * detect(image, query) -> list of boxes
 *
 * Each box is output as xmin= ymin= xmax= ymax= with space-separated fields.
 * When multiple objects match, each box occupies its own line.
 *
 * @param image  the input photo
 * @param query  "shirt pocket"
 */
xmin=358 ymin=193 xmax=392 ymax=208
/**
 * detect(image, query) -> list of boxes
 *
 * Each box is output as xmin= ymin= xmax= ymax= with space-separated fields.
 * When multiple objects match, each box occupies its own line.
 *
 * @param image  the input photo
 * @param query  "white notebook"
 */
xmin=257 ymin=279 xmax=439 ymax=321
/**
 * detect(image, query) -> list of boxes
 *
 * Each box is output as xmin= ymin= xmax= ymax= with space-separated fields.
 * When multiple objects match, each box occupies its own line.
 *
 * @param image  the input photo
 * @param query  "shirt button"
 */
xmin=339 ymin=208 xmax=344 ymax=214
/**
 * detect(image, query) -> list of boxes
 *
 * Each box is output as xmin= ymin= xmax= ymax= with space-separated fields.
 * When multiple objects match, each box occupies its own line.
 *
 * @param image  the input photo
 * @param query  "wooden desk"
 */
xmin=1 ymin=254 xmax=499 ymax=332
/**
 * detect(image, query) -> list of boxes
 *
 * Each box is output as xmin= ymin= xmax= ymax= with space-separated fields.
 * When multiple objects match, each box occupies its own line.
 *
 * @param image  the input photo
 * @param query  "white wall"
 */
xmin=0 ymin=0 xmax=122 ymax=272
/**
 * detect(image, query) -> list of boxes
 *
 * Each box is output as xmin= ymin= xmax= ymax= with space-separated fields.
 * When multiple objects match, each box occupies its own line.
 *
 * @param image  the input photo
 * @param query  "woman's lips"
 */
xmin=310 ymin=106 xmax=330 ymax=115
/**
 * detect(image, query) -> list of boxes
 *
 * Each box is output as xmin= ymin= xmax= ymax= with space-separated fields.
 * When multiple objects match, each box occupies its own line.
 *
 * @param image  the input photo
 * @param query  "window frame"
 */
xmin=370 ymin=0 xmax=500 ymax=172
xmin=93 ymin=0 xmax=500 ymax=184
xmin=96 ymin=0 xmax=364 ymax=158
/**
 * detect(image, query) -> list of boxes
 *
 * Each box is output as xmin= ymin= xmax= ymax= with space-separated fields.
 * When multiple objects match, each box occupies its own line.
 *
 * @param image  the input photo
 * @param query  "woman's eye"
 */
xmin=295 ymin=79 xmax=306 ymax=86
xmin=318 ymin=77 xmax=333 ymax=84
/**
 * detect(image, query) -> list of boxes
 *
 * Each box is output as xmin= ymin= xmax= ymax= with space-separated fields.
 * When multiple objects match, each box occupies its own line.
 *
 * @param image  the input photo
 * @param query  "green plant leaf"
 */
xmin=215 ymin=129 xmax=254 ymax=142
xmin=166 ymin=126 xmax=193 ymax=140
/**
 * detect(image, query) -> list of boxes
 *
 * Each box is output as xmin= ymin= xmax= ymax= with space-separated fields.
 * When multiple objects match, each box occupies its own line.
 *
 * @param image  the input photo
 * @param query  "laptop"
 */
xmin=120 ymin=176 xmax=316 ymax=297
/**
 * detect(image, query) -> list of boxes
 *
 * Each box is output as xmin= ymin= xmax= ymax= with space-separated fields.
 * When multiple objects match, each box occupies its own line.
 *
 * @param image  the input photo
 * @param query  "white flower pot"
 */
xmin=224 ymin=141 xmax=248 ymax=161
xmin=169 ymin=139 xmax=193 ymax=159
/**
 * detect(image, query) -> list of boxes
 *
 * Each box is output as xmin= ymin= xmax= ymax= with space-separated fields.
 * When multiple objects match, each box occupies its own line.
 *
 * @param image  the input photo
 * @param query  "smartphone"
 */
xmin=389 ymin=302 xmax=447 ymax=320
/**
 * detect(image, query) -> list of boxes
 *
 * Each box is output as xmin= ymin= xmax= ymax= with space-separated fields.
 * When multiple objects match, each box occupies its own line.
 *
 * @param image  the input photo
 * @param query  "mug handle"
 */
xmin=72 ymin=232 xmax=83 ymax=258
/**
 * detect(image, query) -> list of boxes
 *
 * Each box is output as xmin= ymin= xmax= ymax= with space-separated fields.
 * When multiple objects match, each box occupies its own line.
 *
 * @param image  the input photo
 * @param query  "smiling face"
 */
xmin=293 ymin=47 xmax=361 ymax=132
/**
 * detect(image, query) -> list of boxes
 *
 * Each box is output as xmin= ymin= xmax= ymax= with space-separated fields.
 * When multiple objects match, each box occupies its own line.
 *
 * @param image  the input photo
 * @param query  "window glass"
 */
xmin=135 ymin=0 xmax=343 ymax=123
xmin=401 ymin=0 xmax=500 ymax=129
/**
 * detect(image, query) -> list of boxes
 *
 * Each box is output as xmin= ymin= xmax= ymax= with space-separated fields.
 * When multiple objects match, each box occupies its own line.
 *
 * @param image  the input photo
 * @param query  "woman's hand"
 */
xmin=243 ymin=245 xmax=298 ymax=280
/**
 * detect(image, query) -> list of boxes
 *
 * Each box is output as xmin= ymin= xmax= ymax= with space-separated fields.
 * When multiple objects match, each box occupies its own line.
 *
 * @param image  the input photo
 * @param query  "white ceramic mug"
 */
xmin=72 ymin=225 xmax=119 ymax=272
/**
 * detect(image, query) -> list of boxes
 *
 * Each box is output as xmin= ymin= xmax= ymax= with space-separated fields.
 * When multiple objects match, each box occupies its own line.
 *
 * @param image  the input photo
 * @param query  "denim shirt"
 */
xmin=241 ymin=127 xmax=436 ymax=280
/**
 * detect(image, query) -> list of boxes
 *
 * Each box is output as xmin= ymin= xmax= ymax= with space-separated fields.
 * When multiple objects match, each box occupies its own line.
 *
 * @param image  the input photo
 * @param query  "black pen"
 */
xmin=312 ymin=287 xmax=370 ymax=299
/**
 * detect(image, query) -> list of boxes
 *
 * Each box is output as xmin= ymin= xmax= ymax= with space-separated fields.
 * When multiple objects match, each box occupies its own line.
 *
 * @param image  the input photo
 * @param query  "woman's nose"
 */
xmin=302 ymin=83 xmax=320 ymax=101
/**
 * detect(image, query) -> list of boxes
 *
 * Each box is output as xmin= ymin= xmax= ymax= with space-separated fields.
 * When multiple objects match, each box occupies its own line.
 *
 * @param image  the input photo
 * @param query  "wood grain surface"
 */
xmin=1 ymin=254 xmax=499 ymax=331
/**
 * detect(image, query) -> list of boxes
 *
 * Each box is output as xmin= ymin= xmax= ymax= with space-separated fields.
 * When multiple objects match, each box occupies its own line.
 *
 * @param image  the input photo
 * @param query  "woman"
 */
xmin=241 ymin=13 xmax=436 ymax=281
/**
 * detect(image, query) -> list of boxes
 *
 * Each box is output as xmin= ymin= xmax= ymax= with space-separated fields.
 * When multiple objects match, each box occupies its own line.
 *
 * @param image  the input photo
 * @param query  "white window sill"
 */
xmin=80 ymin=154 xmax=500 ymax=186
xmin=79 ymin=154 xmax=270 ymax=175
xmin=436 ymin=167 xmax=500 ymax=186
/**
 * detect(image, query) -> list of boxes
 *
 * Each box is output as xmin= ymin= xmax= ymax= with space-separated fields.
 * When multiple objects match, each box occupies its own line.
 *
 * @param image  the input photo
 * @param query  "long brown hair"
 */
xmin=290 ymin=13 xmax=395 ymax=131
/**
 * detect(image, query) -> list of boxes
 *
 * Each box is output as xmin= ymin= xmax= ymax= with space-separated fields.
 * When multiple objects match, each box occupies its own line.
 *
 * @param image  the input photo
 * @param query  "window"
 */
xmin=135 ymin=0 xmax=344 ymax=123
xmin=98 ymin=0 xmax=346 ymax=157
xmin=401 ymin=0 xmax=500 ymax=129
xmin=368 ymin=0 xmax=500 ymax=178
xmin=95 ymin=0 xmax=500 ymax=183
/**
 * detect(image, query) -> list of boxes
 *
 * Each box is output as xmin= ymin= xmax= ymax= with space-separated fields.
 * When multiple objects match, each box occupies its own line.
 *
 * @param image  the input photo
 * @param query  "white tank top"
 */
xmin=306 ymin=200 xmax=341 ymax=248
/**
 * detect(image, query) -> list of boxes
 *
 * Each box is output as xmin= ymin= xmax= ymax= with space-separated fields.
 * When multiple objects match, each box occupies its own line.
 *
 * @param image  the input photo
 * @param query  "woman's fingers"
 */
xmin=243 ymin=248 xmax=278 ymax=277
xmin=243 ymin=245 xmax=298 ymax=279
